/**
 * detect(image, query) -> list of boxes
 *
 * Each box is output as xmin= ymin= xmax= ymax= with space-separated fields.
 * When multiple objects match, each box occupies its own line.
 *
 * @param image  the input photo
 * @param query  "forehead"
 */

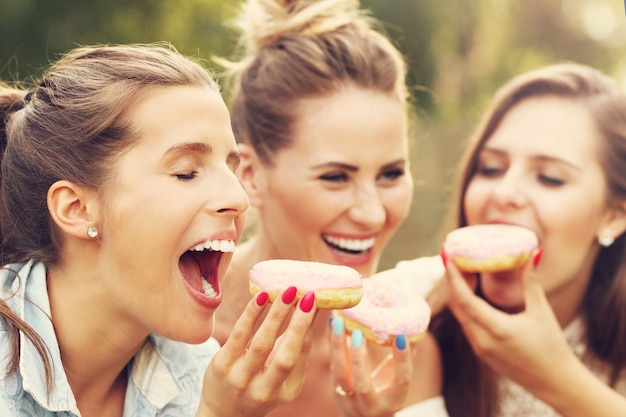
xmin=484 ymin=96 xmax=601 ymax=163
xmin=284 ymin=88 xmax=408 ymax=162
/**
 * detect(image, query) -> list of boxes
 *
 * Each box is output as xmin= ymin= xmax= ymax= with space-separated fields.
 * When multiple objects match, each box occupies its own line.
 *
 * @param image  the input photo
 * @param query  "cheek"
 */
xmin=382 ymin=183 xmax=413 ymax=226
xmin=264 ymin=185 xmax=335 ymax=231
xmin=462 ymin=181 xmax=488 ymax=224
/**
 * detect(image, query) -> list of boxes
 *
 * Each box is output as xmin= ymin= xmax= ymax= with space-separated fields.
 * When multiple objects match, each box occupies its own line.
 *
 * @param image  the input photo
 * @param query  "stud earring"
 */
xmin=87 ymin=226 xmax=99 ymax=239
xmin=598 ymin=230 xmax=615 ymax=247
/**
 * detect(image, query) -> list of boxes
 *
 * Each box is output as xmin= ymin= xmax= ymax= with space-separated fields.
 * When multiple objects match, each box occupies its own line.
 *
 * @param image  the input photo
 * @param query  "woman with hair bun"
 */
xmin=214 ymin=0 xmax=446 ymax=416
xmin=0 ymin=43 xmax=318 ymax=417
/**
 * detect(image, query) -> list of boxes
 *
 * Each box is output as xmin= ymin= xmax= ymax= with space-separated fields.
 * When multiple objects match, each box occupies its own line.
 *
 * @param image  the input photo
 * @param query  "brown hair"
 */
xmin=223 ymin=0 xmax=408 ymax=165
xmin=0 ymin=43 xmax=219 ymax=393
xmin=429 ymin=62 xmax=626 ymax=417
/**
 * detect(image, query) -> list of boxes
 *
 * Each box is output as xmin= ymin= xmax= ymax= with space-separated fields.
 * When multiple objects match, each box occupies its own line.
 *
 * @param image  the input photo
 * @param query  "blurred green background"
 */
xmin=2 ymin=0 xmax=625 ymax=270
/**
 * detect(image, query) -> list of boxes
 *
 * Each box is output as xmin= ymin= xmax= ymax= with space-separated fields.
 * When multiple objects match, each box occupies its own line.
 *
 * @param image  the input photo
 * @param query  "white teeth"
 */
xmin=201 ymin=278 xmax=217 ymax=297
xmin=323 ymin=235 xmax=376 ymax=251
xmin=192 ymin=239 xmax=235 ymax=253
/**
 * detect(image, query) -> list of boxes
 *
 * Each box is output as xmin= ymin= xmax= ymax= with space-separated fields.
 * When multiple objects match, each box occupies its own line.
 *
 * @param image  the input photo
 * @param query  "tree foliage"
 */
xmin=2 ymin=0 xmax=625 ymax=266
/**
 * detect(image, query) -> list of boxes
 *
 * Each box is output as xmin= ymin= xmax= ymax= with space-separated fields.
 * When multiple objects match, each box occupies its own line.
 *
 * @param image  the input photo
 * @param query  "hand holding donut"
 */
xmin=329 ymin=315 xmax=412 ymax=417
xmin=441 ymin=225 xmax=585 ymax=410
xmin=198 ymin=286 xmax=317 ymax=417
xmin=328 ymin=273 xmax=440 ymax=417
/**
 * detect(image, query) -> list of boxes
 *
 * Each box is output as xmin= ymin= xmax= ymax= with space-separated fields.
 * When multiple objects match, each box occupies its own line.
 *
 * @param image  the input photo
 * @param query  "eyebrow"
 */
xmin=162 ymin=142 xmax=212 ymax=160
xmin=481 ymin=148 xmax=582 ymax=171
xmin=310 ymin=159 xmax=406 ymax=172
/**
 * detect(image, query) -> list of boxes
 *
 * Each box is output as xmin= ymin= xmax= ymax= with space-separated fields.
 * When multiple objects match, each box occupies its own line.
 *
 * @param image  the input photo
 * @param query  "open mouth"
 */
xmin=322 ymin=235 xmax=376 ymax=255
xmin=179 ymin=239 xmax=235 ymax=300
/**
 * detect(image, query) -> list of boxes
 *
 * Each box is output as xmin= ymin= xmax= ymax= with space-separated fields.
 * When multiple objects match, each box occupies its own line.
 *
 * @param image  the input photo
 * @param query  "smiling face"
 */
xmin=97 ymin=86 xmax=249 ymax=343
xmin=463 ymin=96 xmax=617 ymax=316
xmin=249 ymin=87 xmax=413 ymax=277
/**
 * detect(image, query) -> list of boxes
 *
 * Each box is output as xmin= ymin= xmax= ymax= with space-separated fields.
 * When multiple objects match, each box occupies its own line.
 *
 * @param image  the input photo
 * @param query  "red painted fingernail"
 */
xmin=281 ymin=286 xmax=298 ymax=304
xmin=440 ymin=248 xmax=448 ymax=268
xmin=256 ymin=291 xmax=269 ymax=306
xmin=299 ymin=291 xmax=315 ymax=313
xmin=533 ymin=247 xmax=543 ymax=268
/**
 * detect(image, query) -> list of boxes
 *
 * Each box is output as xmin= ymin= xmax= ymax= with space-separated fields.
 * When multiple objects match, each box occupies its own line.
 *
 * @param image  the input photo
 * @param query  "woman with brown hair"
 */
xmin=419 ymin=62 xmax=626 ymax=417
xmin=0 ymin=43 xmax=318 ymax=417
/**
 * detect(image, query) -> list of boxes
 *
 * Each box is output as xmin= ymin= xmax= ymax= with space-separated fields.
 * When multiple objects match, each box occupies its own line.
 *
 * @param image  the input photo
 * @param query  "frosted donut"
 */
xmin=443 ymin=224 xmax=539 ymax=272
xmin=334 ymin=274 xmax=431 ymax=346
xmin=249 ymin=259 xmax=363 ymax=309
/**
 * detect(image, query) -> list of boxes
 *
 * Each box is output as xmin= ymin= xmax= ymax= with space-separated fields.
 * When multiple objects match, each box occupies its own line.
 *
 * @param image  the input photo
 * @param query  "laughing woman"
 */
xmin=213 ymin=0 xmax=444 ymax=416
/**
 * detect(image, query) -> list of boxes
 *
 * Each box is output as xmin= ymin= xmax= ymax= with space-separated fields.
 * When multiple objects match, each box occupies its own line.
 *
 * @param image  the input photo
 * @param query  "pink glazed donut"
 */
xmin=249 ymin=259 xmax=363 ymax=309
xmin=335 ymin=274 xmax=431 ymax=346
xmin=443 ymin=224 xmax=539 ymax=272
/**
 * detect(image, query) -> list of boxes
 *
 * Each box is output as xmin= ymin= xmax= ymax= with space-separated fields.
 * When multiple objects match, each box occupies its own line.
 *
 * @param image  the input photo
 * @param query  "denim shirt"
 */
xmin=0 ymin=261 xmax=220 ymax=416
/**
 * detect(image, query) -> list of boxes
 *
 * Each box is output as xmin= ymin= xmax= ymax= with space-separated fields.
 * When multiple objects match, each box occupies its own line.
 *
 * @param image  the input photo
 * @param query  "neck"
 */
xmin=47 ymin=262 xmax=145 ymax=407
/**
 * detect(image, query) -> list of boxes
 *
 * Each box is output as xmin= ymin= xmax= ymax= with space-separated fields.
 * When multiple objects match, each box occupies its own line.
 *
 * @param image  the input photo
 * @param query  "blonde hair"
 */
xmin=223 ymin=0 xmax=408 ymax=165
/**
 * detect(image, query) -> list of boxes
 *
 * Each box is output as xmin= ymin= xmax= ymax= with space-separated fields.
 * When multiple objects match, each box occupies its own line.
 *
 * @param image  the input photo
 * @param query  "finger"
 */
xmin=278 ymin=314 xmax=316 ymax=401
xmin=520 ymin=248 xmax=549 ymax=311
xmin=348 ymin=329 xmax=375 ymax=397
xmin=389 ymin=335 xmax=412 ymax=398
xmin=445 ymin=261 xmax=509 ymax=332
xmin=242 ymin=286 xmax=300 ymax=373
xmin=329 ymin=315 xmax=353 ymax=392
xmin=262 ymin=291 xmax=317 ymax=393
xmin=219 ymin=291 xmax=271 ymax=367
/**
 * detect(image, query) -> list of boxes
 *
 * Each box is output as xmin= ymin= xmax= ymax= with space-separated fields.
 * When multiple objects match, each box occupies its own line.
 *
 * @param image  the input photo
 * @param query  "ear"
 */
xmin=236 ymin=142 xmax=267 ymax=208
xmin=598 ymin=201 xmax=626 ymax=242
xmin=47 ymin=180 xmax=99 ymax=240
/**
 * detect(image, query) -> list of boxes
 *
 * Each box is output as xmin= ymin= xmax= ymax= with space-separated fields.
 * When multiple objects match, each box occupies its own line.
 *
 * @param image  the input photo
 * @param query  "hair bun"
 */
xmin=234 ymin=0 xmax=364 ymax=53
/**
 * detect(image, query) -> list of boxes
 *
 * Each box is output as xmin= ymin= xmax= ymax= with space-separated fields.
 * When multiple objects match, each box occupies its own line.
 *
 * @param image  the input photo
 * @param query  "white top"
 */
xmin=397 ymin=396 xmax=449 ymax=417
xmin=497 ymin=316 xmax=626 ymax=417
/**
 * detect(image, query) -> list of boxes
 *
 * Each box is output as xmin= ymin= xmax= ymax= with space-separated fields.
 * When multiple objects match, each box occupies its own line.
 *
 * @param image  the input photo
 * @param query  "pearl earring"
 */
xmin=87 ymin=226 xmax=99 ymax=239
xmin=598 ymin=230 xmax=615 ymax=247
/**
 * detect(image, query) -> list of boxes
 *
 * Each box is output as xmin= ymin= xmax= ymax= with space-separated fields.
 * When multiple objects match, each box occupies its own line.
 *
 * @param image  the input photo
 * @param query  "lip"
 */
xmin=323 ymin=232 xmax=379 ymax=240
xmin=331 ymin=246 xmax=374 ymax=267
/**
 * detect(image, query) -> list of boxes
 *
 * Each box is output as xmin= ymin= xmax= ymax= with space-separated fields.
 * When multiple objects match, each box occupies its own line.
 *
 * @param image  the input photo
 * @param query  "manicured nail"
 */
xmin=281 ymin=286 xmax=297 ymax=304
xmin=351 ymin=329 xmax=364 ymax=348
xmin=256 ymin=291 xmax=269 ymax=306
xmin=299 ymin=291 xmax=315 ymax=313
xmin=333 ymin=316 xmax=344 ymax=335
xmin=328 ymin=317 xmax=334 ymax=328
xmin=533 ymin=247 xmax=543 ymax=268
xmin=395 ymin=334 xmax=407 ymax=351
xmin=440 ymin=248 xmax=448 ymax=268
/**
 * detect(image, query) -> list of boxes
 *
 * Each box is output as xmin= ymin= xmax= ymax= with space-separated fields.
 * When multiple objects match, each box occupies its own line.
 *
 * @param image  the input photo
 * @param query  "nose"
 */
xmin=214 ymin=169 xmax=250 ymax=216
xmin=491 ymin=169 xmax=527 ymax=209
xmin=348 ymin=184 xmax=386 ymax=228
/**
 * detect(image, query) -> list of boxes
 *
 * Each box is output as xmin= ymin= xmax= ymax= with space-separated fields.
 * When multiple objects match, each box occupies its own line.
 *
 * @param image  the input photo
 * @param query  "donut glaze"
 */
xmin=249 ymin=259 xmax=363 ymax=309
xmin=443 ymin=224 xmax=539 ymax=272
xmin=335 ymin=274 xmax=431 ymax=346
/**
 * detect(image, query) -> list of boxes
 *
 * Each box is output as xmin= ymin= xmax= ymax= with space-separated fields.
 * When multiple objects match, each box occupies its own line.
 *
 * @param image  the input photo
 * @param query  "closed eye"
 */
xmin=476 ymin=166 xmax=504 ymax=177
xmin=175 ymin=171 xmax=198 ymax=181
xmin=538 ymin=174 xmax=564 ymax=186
